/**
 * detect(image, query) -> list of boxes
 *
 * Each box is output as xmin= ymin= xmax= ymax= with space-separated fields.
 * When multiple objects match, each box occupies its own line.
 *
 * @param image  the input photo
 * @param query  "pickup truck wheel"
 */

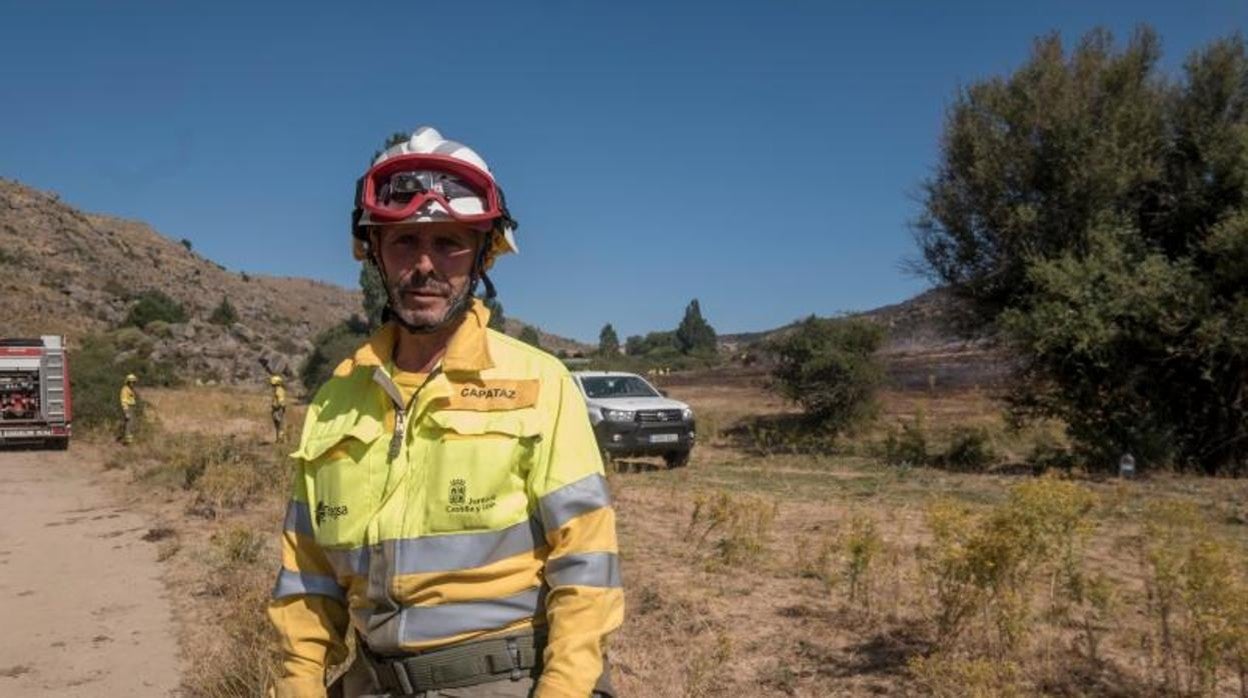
xmin=48 ymin=437 xmax=69 ymax=451
xmin=663 ymin=450 xmax=690 ymax=469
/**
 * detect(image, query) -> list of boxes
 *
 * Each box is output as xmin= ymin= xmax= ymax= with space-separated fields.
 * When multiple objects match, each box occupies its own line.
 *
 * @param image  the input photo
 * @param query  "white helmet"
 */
xmin=352 ymin=127 xmax=517 ymax=267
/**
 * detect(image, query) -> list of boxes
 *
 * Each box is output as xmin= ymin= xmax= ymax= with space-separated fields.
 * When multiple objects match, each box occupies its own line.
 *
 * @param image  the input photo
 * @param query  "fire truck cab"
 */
xmin=0 ymin=336 xmax=71 ymax=449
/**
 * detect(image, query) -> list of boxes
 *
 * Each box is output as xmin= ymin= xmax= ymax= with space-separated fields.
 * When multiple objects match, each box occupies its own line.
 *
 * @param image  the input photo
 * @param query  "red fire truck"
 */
xmin=0 ymin=336 xmax=71 ymax=449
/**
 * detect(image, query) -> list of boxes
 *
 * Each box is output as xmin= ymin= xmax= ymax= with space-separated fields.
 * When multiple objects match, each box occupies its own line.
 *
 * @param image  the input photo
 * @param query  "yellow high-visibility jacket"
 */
xmin=267 ymin=300 xmax=623 ymax=698
xmin=119 ymin=385 xmax=136 ymax=408
xmin=273 ymin=384 xmax=287 ymax=409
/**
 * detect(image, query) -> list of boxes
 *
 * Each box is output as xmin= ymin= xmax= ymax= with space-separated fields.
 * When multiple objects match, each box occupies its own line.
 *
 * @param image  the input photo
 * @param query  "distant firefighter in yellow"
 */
xmin=269 ymin=375 xmax=286 ymax=442
xmin=118 ymin=373 xmax=138 ymax=445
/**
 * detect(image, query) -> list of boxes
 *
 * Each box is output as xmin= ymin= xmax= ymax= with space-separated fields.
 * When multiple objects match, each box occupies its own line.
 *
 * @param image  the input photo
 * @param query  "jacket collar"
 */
xmin=334 ymin=298 xmax=495 ymax=378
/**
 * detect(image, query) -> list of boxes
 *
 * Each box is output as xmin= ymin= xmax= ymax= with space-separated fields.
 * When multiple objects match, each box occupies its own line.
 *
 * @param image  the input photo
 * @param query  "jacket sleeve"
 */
xmin=530 ymin=373 xmax=625 ymax=698
xmin=267 ymin=463 xmax=350 ymax=698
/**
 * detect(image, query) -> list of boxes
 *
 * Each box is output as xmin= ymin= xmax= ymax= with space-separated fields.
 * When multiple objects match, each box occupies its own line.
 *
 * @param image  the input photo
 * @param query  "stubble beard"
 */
xmin=387 ymin=271 xmax=473 ymax=334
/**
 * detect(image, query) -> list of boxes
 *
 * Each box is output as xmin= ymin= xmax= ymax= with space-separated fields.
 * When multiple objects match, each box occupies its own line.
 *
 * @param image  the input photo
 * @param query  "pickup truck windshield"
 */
xmin=580 ymin=375 xmax=659 ymax=399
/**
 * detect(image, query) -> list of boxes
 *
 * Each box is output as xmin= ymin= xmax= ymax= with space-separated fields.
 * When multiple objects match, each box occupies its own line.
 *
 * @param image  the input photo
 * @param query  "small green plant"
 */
xmin=689 ymin=490 xmax=778 ymax=568
xmin=843 ymin=514 xmax=883 ymax=614
xmin=885 ymin=409 xmax=929 ymax=466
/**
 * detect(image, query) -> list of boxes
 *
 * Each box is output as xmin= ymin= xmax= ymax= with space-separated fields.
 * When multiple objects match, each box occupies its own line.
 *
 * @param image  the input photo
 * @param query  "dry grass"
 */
xmin=91 ymin=373 xmax=1248 ymax=697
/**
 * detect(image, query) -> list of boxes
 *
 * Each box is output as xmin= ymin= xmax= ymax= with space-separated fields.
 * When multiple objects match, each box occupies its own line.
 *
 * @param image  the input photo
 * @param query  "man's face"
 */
xmin=373 ymin=222 xmax=482 ymax=332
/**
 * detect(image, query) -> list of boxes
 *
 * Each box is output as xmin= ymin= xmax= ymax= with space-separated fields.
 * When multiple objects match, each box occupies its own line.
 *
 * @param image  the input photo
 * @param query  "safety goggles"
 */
xmin=357 ymin=153 xmax=504 ymax=225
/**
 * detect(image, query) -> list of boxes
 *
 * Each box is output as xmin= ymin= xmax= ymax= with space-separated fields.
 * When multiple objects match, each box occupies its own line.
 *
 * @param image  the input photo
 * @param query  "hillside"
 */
xmin=0 ymin=178 xmax=588 ymax=385
xmin=718 ymin=287 xmax=1008 ymax=391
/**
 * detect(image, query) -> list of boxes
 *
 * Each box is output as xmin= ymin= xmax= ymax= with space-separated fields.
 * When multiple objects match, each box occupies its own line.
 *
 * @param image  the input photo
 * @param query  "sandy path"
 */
xmin=0 ymin=446 xmax=180 ymax=696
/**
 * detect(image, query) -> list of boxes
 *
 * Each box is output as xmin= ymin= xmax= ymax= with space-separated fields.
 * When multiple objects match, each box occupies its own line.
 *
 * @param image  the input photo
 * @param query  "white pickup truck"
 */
xmin=572 ymin=371 xmax=695 ymax=468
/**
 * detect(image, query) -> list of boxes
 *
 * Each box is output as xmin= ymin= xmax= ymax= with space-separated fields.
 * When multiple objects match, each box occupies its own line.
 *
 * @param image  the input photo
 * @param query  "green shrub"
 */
xmin=69 ymin=332 xmax=179 ymax=429
xmin=885 ymin=410 xmax=929 ymax=466
xmin=767 ymin=315 xmax=884 ymax=433
xmin=145 ymin=320 xmax=174 ymax=339
xmin=299 ymin=318 xmax=369 ymax=394
xmin=123 ymin=289 xmax=187 ymax=327
xmin=919 ymin=478 xmax=1098 ymax=653
xmin=1138 ymin=501 xmax=1248 ymax=695
xmin=1028 ymin=442 xmax=1078 ymax=474
xmin=208 ymin=297 xmax=239 ymax=326
xmin=937 ymin=427 xmax=997 ymax=472
xmin=113 ymin=326 xmax=154 ymax=355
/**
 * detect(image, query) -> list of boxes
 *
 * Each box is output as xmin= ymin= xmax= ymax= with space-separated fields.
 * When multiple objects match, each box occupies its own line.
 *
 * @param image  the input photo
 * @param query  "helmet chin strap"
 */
xmin=370 ymin=228 xmax=497 ymax=335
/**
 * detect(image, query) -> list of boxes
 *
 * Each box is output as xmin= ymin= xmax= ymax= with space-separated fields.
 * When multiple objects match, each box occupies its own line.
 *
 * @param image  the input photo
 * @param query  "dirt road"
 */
xmin=0 ymin=446 xmax=180 ymax=696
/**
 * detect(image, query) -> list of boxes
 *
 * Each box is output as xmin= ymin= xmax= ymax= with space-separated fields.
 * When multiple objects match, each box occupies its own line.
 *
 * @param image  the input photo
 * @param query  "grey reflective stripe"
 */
xmin=284 ymin=501 xmax=314 ymax=536
xmin=391 ymin=517 xmax=545 ymax=575
xmin=545 ymin=551 xmax=621 ymax=588
xmin=272 ymin=568 xmax=346 ymax=602
xmin=321 ymin=518 xmax=545 ymax=580
xmin=325 ymin=546 xmax=371 ymax=577
xmin=538 ymin=474 xmax=611 ymax=531
xmin=394 ymin=587 xmax=545 ymax=645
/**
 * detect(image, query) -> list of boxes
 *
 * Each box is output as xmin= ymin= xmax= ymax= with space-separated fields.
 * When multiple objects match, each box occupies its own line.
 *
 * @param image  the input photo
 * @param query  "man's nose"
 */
xmin=414 ymin=248 xmax=436 ymax=275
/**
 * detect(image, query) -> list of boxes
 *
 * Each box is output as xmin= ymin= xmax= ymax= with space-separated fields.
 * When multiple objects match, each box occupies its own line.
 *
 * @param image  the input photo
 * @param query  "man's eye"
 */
xmin=436 ymin=237 xmax=470 ymax=253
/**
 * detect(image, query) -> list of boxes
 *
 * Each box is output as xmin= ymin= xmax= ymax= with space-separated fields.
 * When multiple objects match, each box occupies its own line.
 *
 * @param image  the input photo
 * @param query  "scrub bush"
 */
xmin=208 ymin=296 xmax=238 ymax=326
xmin=884 ymin=410 xmax=930 ymax=466
xmin=689 ymin=490 xmax=778 ymax=568
xmin=918 ymin=478 xmax=1097 ymax=654
xmin=936 ymin=427 xmax=997 ymax=472
xmin=1138 ymin=501 xmax=1248 ymax=695
xmin=908 ymin=654 xmax=1024 ymax=698
xmin=768 ymin=315 xmax=884 ymax=433
xmin=299 ymin=316 xmax=369 ymax=393
xmin=123 ymin=289 xmax=187 ymax=327
xmin=69 ymin=332 xmax=179 ymax=429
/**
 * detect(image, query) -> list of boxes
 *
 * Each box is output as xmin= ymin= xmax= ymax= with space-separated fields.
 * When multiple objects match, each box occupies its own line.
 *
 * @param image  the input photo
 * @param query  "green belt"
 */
xmin=361 ymin=630 xmax=544 ymax=694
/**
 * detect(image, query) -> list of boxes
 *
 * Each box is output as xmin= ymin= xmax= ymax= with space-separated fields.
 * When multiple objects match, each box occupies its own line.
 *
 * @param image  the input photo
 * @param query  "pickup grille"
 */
xmin=637 ymin=409 xmax=683 ymax=423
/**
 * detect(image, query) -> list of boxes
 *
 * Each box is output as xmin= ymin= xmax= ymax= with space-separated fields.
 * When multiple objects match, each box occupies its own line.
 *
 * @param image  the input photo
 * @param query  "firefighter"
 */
xmin=119 ymin=374 xmax=138 ymax=445
xmin=269 ymin=375 xmax=286 ymax=443
xmin=268 ymin=127 xmax=621 ymax=698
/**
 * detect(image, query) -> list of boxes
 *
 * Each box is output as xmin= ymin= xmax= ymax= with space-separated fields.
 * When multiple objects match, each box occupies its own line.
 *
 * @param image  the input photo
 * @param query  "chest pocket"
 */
xmin=422 ymin=408 xmax=541 ymax=533
xmin=299 ymin=418 xmax=383 ymax=548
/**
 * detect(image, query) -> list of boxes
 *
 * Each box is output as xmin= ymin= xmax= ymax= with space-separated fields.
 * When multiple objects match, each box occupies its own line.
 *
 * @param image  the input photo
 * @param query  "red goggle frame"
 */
xmin=358 ymin=153 xmax=504 ymax=224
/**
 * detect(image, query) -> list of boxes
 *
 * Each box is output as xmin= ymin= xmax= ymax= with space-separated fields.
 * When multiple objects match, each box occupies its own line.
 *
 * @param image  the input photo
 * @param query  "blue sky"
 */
xmin=2 ymin=1 xmax=1244 ymax=342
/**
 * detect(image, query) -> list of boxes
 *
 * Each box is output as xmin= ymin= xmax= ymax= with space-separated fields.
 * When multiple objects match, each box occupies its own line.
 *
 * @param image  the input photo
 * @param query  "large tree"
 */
xmin=518 ymin=325 xmax=542 ymax=349
xmin=675 ymin=299 xmax=717 ymax=355
xmin=914 ymin=27 xmax=1248 ymax=473
xmin=484 ymin=297 xmax=506 ymax=331
xmin=359 ymin=264 xmax=388 ymax=330
xmin=598 ymin=323 xmax=620 ymax=355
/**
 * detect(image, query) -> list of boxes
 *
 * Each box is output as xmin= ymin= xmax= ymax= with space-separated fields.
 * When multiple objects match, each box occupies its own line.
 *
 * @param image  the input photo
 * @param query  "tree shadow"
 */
xmin=722 ymin=413 xmax=839 ymax=455
xmin=821 ymin=618 xmax=932 ymax=679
